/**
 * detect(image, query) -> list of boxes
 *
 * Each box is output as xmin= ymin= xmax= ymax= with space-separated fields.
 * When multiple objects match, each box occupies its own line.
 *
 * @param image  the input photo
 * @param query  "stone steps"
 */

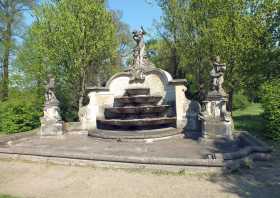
xmin=114 ymin=95 xmax=161 ymax=106
xmin=97 ymin=87 xmax=175 ymax=131
xmin=125 ymin=88 xmax=150 ymax=96
xmin=105 ymin=105 xmax=171 ymax=119
xmin=97 ymin=117 xmax=176 ymax=130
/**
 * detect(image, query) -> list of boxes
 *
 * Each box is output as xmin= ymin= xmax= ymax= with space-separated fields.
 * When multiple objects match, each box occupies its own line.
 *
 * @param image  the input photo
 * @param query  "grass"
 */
xmin=0 ymin=195 xmax=18 ymax=198
xmin=233 ymin=103 xmax=265 ymax=137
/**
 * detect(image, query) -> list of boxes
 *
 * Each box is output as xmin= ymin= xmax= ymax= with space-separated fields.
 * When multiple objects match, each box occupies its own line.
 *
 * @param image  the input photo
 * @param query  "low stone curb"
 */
xmin=0 ymin=147 xmax=224 ymax=167
xmin=88 ymin=128 xmax=182 ymax=140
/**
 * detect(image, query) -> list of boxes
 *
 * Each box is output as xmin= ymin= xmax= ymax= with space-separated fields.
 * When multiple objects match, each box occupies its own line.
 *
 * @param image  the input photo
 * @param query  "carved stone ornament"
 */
xmin=210 ymin=56 xmax=227 ymax=95
xmin=45 ymin=74 xmax=59 ymax=106
xmin=129 ymin=27 xmax=155 ymax=83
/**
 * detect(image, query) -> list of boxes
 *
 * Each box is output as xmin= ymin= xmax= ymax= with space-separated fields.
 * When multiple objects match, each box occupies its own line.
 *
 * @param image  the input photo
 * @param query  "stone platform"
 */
xmin=0 ymin=129 xmax=272 ymax=173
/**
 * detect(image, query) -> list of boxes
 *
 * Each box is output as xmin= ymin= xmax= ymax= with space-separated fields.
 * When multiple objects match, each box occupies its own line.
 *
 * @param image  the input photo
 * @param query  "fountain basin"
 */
xmin=97 ymin=117 xmax=176 ymax=130
xmin=114 ymin=95 xmax=162 ymax=106
xmin=125 ymin=88 xmax=150 ymax=96
xmin=106 ymin=105 xmax=170 ymax=114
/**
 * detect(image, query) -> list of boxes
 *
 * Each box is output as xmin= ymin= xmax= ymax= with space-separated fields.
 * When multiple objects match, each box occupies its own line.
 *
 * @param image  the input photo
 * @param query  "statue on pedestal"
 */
xmin=129 ymin=27 xmax=155 ymax=83
xmin=199 ymin=56 xmax=233 ymax=139
xmin=210 ymin=56 xmax=226 ymax=95
xmin=40 ymin=74 xmax=63 ymax=136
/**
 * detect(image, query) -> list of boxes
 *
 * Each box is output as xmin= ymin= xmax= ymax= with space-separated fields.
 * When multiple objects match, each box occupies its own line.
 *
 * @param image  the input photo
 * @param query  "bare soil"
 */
xmin=0 ymin=151 xmax=280 ymax=198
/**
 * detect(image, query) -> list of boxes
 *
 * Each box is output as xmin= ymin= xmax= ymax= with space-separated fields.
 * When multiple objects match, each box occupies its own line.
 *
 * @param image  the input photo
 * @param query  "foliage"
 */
xmin=0 ymin=0 xmax=36 ymax=100
xmin=261 ymin=79 xmax=280 ymax=141
xmin=153 ymin=0 xmax=280 ymax=110
xmin=0 ymin=89 xmax=43 ymax=134
xmin=232 ymin=92 xmax=250 ymax=110
xmin=16 ymin=0 xmax=118 ymax=121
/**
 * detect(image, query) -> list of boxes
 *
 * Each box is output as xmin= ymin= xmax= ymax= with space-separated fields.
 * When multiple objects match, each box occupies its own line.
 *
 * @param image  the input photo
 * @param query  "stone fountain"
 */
xmin=0 ymin=28 xmax=269 ymax=174
xmin=79 ymin=27 xmax=201 ymax=138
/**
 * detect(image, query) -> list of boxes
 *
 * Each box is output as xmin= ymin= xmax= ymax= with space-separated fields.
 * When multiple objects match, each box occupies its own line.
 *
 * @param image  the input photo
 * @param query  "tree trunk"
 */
xmin=171 ymin=47 xmax=179 ymax=78
xmin=228 ymin=88 xmax=234 ymax=115
xmin=1 ymin=22 xmax=12 ymax=101
xmin=78 ymin=69 xmax=86 ymax=109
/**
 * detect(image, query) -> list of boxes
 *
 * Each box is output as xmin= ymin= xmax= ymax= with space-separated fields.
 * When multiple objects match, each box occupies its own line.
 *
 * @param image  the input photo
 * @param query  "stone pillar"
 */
xmin=170 ymin=80 xmax=189 ymax=129
xmin=200 ymin=92 xmax=233 ymax=140
xmin=79 ymin=87 xmax=114 ymax=131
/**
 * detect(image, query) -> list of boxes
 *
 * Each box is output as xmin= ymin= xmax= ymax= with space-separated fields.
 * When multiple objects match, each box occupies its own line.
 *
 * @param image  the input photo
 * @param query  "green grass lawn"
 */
xmin=233 ymin=103 xmax=265 ymax=137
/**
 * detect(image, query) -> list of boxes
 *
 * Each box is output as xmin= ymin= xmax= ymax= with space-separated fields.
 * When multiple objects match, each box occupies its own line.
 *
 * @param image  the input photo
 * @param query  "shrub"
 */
xmin=261 ymin=79 xmax=280 ymax=141
xmin=233 ymin=92 xmax=250 ymax=110
xmin=0 ymin=91 xmax=43 ymax=134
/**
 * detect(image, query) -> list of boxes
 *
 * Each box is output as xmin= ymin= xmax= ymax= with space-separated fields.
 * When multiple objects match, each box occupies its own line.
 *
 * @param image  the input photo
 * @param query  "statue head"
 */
xmin=214 ymin=56 xmax=221 ymax=63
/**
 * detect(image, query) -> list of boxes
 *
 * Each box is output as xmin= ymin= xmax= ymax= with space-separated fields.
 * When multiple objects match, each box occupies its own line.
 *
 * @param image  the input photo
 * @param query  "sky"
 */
xmin=108 ymin=0 xmax=162 ymax=32
xmin=26 ymin=1 xmax=162 ymax=32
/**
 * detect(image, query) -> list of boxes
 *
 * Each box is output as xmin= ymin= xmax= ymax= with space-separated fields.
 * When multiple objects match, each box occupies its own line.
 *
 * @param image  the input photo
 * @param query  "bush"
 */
xmin=0 ymin=91 xmax=43 ymax=134
xmin=261 ymin=79 xmax=280 ymax=141
xmin=233 ymin=92 xmax=250 ymax=110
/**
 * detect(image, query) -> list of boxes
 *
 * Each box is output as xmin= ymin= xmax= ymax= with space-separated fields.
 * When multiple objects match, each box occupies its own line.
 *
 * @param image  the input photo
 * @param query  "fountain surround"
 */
xmin=97 ymin=87 xmax=176 ymax=130
xmin=79 ymin=27 xmax=201 ymax=138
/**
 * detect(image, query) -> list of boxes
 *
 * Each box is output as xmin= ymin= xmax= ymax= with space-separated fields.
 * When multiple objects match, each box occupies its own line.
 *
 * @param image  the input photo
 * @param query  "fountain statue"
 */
xmin=200 ymin=56 xmax=233 ymax=139
xmin=129 ymin=27 xmax=155 ymax=83
xmin=40 ymin=75 xmax=63 ymax=136
xmin=210 ymin=56 xmax=226 ymax=95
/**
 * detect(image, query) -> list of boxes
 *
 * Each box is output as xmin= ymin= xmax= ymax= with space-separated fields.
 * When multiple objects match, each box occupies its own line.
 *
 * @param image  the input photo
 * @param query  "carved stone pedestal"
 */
xmin=200 ymin=92 xmax=233 ymax=140
xmin=40 ymin=103 xmax=64 ymax=136
xmin=202 ymin=118 xmax=232 ymax=139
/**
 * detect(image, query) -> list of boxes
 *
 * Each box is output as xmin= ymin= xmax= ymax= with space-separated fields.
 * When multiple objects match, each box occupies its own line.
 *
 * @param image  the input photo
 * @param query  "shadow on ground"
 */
xmin=207 ymin=103 xmax=280 ymax=197
xmin=208 ymin=143 xmax=280 ymax=198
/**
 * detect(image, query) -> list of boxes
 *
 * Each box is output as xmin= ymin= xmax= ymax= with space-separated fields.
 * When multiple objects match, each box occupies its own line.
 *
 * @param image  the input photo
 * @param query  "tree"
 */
xmin=16 ymin=0 xmax=118 ymax=121
xmin=0 ymin=0 xmax=35 ymax=100
xmin=153 ymin=0 xmax=280 ymax=110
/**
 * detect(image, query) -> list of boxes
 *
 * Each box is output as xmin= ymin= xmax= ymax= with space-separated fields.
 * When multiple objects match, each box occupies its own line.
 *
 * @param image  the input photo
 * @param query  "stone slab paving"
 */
xmin=0 ymin=134 xmax=238 ymax=160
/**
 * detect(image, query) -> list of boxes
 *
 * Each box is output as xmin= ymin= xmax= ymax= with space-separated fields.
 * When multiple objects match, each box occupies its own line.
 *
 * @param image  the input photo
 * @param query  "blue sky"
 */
xmin=108 ymin=0 xmax=162 ymax=31
xmin=26 ymin=1 xmax=162 ymax=32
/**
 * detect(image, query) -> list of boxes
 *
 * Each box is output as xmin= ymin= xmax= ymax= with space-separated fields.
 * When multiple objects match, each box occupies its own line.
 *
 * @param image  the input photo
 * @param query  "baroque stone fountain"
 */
xmin=79 ymin=27 xmax=201 ymax=139
xmin=0 ymin=27 xmax=268 ymax=174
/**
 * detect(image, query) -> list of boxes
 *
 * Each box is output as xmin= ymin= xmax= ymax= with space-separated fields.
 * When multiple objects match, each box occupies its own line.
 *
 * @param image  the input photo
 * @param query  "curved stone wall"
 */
xmin=106 ymin=68 xmax=175 ymax=105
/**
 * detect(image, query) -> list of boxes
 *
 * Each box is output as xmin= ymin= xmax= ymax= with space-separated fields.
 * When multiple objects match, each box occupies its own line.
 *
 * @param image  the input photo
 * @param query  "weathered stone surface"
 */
xmin=105 ymin=105 xmax=171 ymax=119
xmin=125 ymin=88 xmax=150 ymax=96
xmin=97 ymin=117 xmax=176 ymax=129
xmin=78 ymin=28 xmax=201 ymax=135
xmin=40 ymin=75 xmax=64 ymax=136
xmin=200 ymin=57 xmax=233 ymax=140
xmin=79 ymin=88 xmax=114 ymax=131
xmin=40 ymin=119 xmax=63 ymax=136
xmin=202 ymin=119 xmax=232 ymax=139
xmin=0 ymin=131 xmax=272 ymax=172
xmin=106 ymin=69 xmax=175 ymax=104
xmin=114 ymin=95 xmax=162 ymax=106
xmin=170 ymin=79 xmax=189 ymax=129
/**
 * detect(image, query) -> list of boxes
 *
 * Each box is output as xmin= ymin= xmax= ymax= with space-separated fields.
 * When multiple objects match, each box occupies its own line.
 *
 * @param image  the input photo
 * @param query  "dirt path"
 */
xmin=0 ymin=156 xmax=280 ymax=198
